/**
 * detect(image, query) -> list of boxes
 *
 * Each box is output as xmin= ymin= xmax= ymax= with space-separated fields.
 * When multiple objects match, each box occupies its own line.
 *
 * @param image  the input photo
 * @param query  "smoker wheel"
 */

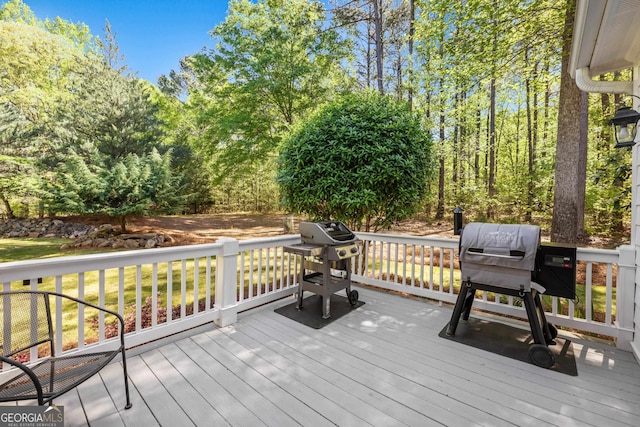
xmin=528 ymin=344 xmax=555 ymax=368
xmin=348 ymin=290 xmax=359 ymax=306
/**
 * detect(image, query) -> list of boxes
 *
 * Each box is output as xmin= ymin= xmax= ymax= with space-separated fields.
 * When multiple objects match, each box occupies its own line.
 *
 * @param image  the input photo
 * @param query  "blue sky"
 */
xmin=24 ymin=0 xmax=229 ymax=83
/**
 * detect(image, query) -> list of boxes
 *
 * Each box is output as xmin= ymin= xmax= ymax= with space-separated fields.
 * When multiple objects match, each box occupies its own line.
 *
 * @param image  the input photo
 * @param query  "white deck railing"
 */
xmin=0 ymin=232 xmax=635 ymax=366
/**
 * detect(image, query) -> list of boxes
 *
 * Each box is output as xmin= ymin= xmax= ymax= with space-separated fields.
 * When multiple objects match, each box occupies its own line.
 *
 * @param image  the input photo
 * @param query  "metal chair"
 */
xmin=0 ymin=290 xmax=132 ymax=409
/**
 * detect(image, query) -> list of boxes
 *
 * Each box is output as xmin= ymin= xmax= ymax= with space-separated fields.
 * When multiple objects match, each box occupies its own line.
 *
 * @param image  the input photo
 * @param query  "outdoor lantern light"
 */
xmin=609 ymin=106 xmax=640 ymax=148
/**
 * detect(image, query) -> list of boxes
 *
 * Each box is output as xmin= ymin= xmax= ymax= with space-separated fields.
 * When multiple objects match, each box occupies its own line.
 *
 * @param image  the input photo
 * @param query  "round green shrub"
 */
xmin=277 ymin=90 xmax=433 ymax=231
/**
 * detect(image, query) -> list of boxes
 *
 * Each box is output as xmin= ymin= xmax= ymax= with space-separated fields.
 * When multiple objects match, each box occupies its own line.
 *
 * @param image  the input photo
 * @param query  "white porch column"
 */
xmin=631 ymin=66 xmax=640 ymax=362
xmin=214 ymin=237 xmax=239 ymax=327
xmin=616 ymin=245 xmax=635 ymax=351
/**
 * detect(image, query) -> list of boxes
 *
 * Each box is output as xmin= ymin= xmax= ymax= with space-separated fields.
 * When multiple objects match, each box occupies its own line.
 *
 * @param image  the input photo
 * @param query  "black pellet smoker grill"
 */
xmin=283 ymin=221 xmax=361 ymax=319
xmin=446 ymin=222 xmax=577 ymax=368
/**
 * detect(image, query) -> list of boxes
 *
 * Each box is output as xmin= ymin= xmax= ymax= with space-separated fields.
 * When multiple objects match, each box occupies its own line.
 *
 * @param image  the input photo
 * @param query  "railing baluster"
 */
xmin=606 ymin=263 xmax=613 ymax=326
xmin=78 ymin=272 xmax=85 ymax=350
xmin=193 ymin=258 xmax=199 ymax=315
xmin=420 ymin=246 xmax=425 ymax=289
xmin=55 ymin=276 xmax=63 ymax=355
xmin=410 ymin=244 xmax=416 ymax=287
xmin=206 ymin=256 xmax=212 ymax=310
xmin=239 ymin=252 xmax=246 ymax=302
xmin=257 ymin=249 xmax=263 ymax=296
xmin=180 ymin=260 xmax=187 ymax=319
xmin=167 ymin=262 xmax=173 ymax=322
xmin=586 ymin=261 xmax=593 ymax=322
xmin=136 ymin=266 xmax=143 ymax=332
xmin=394 ymin=243 xmax=399 ymax=284
xmin=429 ymin=246 xmax=434 ymax=291
xmin=449 ymin=248 xmax=454 ymax=294
xmin=99 ymin=270 xmax=106 ymax=340
xmin=249 ymin=250 xmax=255 ymax=299
xmin=152 ymin=263 xmax=158 ymax=327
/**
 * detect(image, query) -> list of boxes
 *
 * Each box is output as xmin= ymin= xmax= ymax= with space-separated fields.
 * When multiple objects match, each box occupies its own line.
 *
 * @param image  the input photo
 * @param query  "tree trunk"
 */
xmin=1 ymin=194 xmax=14 ymax=219
xmin=525 ymin=56 xmax=534 ymax=222
xmin=551 ymin=0 xmax=587 ymax=243
xmin=599 ymin=75 xmax=611 ymax=150
xmin=118 ymin=215 xmax=128 ymax=233
xmin=487 ymin=76 xmax=496 ymax=219
xmin=436 ymin=93 xmax=446 ymax=220
xmin=475 ymin=105 xmax=481 ymax=184
xmin=372 ymin=0 xmax=384 ymax=94
xmin=407 ymin=0 xmax=415 ymax=110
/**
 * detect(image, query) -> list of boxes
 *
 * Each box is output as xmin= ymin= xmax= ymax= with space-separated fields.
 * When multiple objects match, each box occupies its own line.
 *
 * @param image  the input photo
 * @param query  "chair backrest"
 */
xmin=0 ymin=291 xmax=54 ymax=358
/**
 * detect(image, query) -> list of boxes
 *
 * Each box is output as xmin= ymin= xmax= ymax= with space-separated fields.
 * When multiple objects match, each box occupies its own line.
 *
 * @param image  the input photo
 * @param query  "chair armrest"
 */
xmin=0 ymin=355 xmax=45 ymax=403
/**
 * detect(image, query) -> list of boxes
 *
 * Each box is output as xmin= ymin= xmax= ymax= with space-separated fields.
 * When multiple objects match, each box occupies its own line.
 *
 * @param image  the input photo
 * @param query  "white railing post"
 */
xmin=215 ymin=238 xmax=240 ymax=327
xmin=616 ymin=245 xmax=635 ymax=350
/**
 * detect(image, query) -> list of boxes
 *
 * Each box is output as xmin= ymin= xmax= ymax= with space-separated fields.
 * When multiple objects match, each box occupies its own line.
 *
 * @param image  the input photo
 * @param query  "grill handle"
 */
xmin=466 ymin=248 xmax=526 ymax=260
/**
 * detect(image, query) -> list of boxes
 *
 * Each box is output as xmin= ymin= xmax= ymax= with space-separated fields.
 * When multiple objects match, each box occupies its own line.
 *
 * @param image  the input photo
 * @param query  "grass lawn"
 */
xmin=0 ymin=238 xmax=118 ymax=262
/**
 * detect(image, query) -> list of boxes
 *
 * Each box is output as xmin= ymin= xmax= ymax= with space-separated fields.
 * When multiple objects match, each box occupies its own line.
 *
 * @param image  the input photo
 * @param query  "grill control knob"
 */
xmin=339 ymin=249 xmax=347 ymax=257
xmin=350 ymin=247 xmax=358 ymax=254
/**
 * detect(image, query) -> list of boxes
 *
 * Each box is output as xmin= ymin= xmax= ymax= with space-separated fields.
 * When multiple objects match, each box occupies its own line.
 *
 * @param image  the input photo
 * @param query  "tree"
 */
xmin=40 ymin=24 xmax=186 ymax=227
xmin=277 ymin=90 xmax=433 ymax=231
xmin=0 ymin=2 xmax=98 ymax=217
xmin=0 ymin=101 xmax=38 ymax=218
xmin=44 ymin=148 xmax=184 ymax=231
xmin=551 ymin=0 xmax=587 ymax=243
xmin=191 ymin=0 xmax=352 ymax=183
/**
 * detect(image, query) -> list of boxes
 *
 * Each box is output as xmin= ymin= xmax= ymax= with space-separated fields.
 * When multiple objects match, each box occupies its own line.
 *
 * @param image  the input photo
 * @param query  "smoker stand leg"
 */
xmin=523 ymin=290 xmax=555 ymax=368
xmin=296 ymin=266 xmax=304 ymax=310
xmin=322 ymin=295 xmax=331 ymax=319
xmin=533 ymin=291 xmax=556 ymax=344
xmin=461 ymin=288 xmax=475 ymax=322
xmin=447 ymin=282 xmax=473 ymax=336
xmin=296 ymin=288 xmax=304 ymax=310
xmin=523 ymin=291 xmax=546 ymax=345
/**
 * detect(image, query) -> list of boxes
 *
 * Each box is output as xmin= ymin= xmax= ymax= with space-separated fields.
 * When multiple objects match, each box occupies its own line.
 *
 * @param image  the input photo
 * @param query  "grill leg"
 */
xmin=523 ymin=290 xmax=546 ymax=345
xmin=461 ymin=288 xmax=475 ymax=322
xmin=296 ymin=263 xmax=304 ymax=310
xmin=322 ymin=296 xmax=331 ymax=319
xmin=533 ymin=291 xmax=555 ymax=344
xmin=447 ymin=282 xmax=473 ymax=336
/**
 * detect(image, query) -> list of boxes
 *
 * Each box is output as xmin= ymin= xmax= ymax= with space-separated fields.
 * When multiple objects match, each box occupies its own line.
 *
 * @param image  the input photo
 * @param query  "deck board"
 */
xmin=21 ymin=285 xmax=640 ymax=426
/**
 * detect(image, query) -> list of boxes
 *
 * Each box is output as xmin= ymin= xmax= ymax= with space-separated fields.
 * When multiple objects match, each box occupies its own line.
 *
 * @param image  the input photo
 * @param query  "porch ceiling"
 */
xmin=570 ymin=0 xmax=640 ymax=77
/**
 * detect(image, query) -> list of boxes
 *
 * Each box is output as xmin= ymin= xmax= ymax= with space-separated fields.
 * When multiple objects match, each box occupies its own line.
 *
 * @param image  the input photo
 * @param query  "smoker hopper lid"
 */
xmin=460 ymin=222 xmax=540 ymax=271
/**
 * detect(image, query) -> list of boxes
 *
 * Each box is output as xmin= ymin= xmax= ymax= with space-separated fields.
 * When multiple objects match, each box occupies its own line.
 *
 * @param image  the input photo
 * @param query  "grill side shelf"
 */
xmin=303 ymin=272 xmax=349 ymax=286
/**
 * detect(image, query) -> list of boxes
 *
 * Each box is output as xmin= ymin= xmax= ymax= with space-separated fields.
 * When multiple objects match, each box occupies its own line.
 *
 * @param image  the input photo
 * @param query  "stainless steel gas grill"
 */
xmin=283 ymin=221 xmax=361 ymax=319
xmin=446 ymin=222 xmax=576 ymax=368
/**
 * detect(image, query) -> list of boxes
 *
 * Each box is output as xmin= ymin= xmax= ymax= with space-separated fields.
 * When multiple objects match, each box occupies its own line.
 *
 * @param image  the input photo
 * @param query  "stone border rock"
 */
xmin=0 ymin=219 xmax=172 ymax=249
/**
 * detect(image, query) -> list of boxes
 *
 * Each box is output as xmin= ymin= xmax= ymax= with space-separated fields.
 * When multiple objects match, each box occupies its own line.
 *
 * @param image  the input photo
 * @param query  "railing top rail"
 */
xmin=575 ymin=246 xmax=620 ymax=263
xmin=355 ymin=231 xmax=460 ymax=248
xmin=0 ymin=242 xmax=224 ymax=282
xmin=238 ymin=235 xmax=301 ymax=251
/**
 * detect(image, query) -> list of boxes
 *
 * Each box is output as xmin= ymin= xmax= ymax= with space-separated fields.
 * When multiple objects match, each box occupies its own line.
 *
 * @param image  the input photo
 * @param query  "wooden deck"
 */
xmin=37 ymin=286 xmax=640 ymax=426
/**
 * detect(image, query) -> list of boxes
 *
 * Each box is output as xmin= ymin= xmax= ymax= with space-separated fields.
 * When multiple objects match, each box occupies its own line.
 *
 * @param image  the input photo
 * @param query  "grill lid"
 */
xmin=299 ymin=221 xmax=357 ymax=245
xmin=459 ymin=222 xmax=541 ymax=290
xmin=460 ymin=222 xmax=540 ymax=269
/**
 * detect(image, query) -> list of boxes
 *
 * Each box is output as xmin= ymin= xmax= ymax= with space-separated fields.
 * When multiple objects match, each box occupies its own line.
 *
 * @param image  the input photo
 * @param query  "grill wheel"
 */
xmin=348 ymin=290 xmax=359 ymax=306
xmin=528 ymin=344 xmax=556 ymax=368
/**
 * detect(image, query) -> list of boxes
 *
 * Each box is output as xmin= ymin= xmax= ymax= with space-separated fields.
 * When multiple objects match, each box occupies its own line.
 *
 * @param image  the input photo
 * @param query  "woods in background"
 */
xmin=1 ymin=0 xmax=633 ymax=242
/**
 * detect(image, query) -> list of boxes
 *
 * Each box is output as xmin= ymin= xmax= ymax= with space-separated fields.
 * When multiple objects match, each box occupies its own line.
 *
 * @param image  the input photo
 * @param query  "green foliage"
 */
xmin=277 ymin=90 xmax=433 ymax=231
xmin=189 ymin=0 xmax=352 ymax=183
xmin=2 ymin=16 xmax=189 ymax=226
xmin=44 ymin=148 xmax=184 ymax=231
